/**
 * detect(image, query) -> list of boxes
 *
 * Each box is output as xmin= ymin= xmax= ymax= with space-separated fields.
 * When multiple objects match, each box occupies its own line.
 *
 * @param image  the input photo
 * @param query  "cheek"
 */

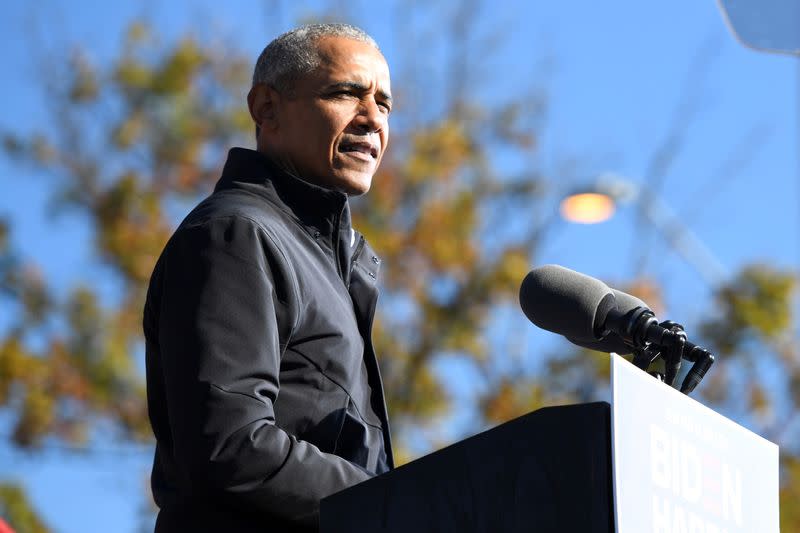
xmin=380 ymin=126 xmax=390 ymax=156
xmin=291 ymin=106 xmax=338 ymax=143
xmin=315 ymin=111 xmax=349 ymax=152
xmin=300 ymin=126 xmax=333 ymax=164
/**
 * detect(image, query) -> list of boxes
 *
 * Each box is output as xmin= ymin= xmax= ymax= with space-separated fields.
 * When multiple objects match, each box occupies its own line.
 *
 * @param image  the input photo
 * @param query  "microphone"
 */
xmin=565 ymin=289 xmax=649 ymax=355
xmin=518 ymin=264 xmax=614 ymax=342
xmin=519 ymin=265 xmax=714 ymax=393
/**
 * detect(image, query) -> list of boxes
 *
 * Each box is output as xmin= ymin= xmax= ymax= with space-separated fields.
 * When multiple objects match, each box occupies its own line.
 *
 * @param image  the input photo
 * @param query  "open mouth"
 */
xmin=339 ymin=141 xmax=378 ymax=159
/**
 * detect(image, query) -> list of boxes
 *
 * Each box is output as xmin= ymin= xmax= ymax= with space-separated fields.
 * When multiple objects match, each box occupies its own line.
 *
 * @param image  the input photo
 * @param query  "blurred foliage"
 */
xmin=0 ymin=483 xmax=49 ymax=533
xmin=701 ymin=265 xmax=795 ymax=354
xmin=1 ymin=1 xmax=799 ymax=529
xmin=781 ymin=456 xmax=800 ymax=531
xmin=0 ymin=18 xmax=252 ymax=450
xmin=697 ymin=265 xmax=800 ymax=452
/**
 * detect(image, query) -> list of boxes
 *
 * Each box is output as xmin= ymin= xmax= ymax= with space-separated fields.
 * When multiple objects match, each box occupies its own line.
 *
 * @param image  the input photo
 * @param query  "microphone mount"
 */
xmin=601 ymin=306 xmax=715 ymax=395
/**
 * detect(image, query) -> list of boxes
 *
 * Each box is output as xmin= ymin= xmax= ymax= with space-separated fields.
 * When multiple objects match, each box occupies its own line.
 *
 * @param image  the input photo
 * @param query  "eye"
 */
xmin=378 ymin=101 xmax=392 ymax=114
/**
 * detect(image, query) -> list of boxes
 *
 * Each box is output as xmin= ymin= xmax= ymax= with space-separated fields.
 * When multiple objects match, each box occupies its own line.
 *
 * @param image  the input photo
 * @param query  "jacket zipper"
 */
xmin=332 ymin=202 xmax=348 ymax=283
xmin=332 ymin=211 xmax=342 ymax=280
xmin=350 ymin=235 xmax=366 ymax=277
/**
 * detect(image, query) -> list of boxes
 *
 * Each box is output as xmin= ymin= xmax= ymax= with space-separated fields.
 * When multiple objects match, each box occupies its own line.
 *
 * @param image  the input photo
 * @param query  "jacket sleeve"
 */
xmin=154 ymin=214 xmax=371 ymax=526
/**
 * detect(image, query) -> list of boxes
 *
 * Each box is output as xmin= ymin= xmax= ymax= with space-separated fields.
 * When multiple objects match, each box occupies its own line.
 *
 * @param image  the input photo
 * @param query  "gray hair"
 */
xmin=252 ymin=23 xmax=380 ymax=92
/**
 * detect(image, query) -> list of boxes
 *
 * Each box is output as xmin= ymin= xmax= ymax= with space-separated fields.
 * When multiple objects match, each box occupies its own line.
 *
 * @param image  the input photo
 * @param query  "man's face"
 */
xmin=258 ymin=36 xmax=392 ymax=195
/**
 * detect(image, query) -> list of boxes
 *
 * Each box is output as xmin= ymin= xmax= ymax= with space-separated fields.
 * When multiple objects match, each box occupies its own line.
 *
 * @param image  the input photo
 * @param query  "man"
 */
xmin=143 ymin=23 xmax=393 ymax=532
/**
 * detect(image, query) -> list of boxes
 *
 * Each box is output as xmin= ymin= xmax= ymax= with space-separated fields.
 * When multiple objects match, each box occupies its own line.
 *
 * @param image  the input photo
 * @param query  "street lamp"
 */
xmin=559 ymin=173 xmax=728 ymax=289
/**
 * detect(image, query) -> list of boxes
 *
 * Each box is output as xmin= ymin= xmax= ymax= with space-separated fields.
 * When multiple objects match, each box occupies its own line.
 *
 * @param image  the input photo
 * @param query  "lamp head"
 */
xmin=559 ymin=191 xmax=616 ymax=224
xmin=559 ymin=173 xmax=638 ymax=224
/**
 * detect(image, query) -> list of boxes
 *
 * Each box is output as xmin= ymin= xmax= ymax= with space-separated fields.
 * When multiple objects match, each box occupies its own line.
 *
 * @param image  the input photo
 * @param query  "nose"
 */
xmin=354 ymin=98 xmax=387 ymax=134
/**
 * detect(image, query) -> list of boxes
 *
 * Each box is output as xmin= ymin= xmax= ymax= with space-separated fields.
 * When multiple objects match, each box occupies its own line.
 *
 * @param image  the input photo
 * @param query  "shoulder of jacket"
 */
xmin=169 ymin=196 xmax=301 ymax=297
xmin=182 ymin=188 xmax=290 ymax=230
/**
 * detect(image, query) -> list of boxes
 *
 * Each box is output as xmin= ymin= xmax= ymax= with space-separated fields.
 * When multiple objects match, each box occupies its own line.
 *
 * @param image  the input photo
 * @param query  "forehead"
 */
xmin=311 ymin=36 xmax=390 ymax=88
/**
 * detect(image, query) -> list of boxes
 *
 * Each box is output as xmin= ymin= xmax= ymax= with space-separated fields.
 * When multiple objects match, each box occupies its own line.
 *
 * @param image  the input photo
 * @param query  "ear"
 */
xmin=247 ymin=83 xmax=281 ymax=133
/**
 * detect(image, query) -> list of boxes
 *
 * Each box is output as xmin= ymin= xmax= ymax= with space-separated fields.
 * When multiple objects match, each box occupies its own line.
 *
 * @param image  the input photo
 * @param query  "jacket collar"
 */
xmin=215 ymin=147 xmax=351 ymax=239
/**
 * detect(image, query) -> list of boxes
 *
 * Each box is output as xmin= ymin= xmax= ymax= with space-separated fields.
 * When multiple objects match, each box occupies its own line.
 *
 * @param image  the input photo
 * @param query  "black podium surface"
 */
xmin=321 ymin=402 xmax=613 ymax=533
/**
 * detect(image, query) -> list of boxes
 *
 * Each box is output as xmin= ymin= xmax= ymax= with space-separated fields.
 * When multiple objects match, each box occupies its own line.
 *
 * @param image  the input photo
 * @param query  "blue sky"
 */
xmin=0 ymin=1 xmax=797 ymax=531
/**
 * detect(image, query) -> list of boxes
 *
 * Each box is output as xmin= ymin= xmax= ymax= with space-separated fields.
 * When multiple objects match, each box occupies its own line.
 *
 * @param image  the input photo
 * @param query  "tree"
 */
xmin=1 ymin=2 xmax=798 ymax=529
xmin=697 ymin=265 xmax=800 ymax=533
xmin=0 ymin=483 xmax=48 ymax=533
xmin=1 ymin=19 xmax=253 ymax=529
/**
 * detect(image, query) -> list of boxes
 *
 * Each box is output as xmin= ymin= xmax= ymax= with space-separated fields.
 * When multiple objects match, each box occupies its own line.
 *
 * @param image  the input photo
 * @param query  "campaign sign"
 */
xmin=610 ymin=353 xmax=779 ymax=533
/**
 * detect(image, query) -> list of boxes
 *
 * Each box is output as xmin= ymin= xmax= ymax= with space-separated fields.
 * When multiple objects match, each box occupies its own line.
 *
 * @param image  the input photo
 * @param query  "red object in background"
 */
xmin=0 ymin=518 xmax=15 ymax=533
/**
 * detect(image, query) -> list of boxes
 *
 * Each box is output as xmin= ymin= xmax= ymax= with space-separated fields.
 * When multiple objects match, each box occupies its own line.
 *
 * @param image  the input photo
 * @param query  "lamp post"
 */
xmin=559 ymin=173 xmax=728 ymax=289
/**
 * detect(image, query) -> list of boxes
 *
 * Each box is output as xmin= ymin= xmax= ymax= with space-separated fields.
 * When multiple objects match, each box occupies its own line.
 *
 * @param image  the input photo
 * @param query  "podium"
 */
xmin=321 ymin=355 xmax=779 ymax=532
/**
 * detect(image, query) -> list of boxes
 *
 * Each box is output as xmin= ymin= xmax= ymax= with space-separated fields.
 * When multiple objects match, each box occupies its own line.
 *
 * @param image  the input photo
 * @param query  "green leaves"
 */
xmin=405 ymin=120 xmax=475 ymax=184
xmin=480 ymin=378 xmax=548 ymax=425
xmin=0 ymin=20 xmax=251 ymax=455
xmin=701 ymin=265 xmax=795 ymax=355
xmin=0 ymin=483 xmax=50 ymax=533
xmin=152 ymin=38 xmax=207 ymax=95
xmin=68 ymin=52 xmax=99 ymax=103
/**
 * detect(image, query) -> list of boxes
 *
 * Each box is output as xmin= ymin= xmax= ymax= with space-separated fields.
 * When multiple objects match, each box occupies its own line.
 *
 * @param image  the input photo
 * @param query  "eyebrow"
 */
xmin=325 ymin=81 xmax=393 ymax=104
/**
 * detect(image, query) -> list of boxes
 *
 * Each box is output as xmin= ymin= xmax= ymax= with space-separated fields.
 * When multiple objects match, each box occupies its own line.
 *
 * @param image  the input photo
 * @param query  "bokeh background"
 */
xmin=0 ymin=1 xmax=798 ymax=531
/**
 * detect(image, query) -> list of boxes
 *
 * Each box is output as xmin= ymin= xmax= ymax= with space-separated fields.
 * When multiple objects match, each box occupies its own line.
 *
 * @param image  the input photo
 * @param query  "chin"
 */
xmin=334 ymin=173 xmax=373 ymax=196
xmin=341 ymin=185 xmax=371 ymax=197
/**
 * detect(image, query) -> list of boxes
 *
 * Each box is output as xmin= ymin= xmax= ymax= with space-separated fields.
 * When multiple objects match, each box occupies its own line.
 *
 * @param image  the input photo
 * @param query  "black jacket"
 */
xmin=144 ymin=148 xmax=393 ymax=532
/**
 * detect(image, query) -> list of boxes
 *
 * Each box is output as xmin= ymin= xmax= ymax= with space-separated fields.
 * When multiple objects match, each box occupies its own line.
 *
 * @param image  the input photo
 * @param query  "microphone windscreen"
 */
xmin=610 ymin=288 xmax=648 ymax=314
xmin=519 ymin=264 xmax=614 ymax=340
xmin=564 ymin=289 xmax=649 ymax=355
